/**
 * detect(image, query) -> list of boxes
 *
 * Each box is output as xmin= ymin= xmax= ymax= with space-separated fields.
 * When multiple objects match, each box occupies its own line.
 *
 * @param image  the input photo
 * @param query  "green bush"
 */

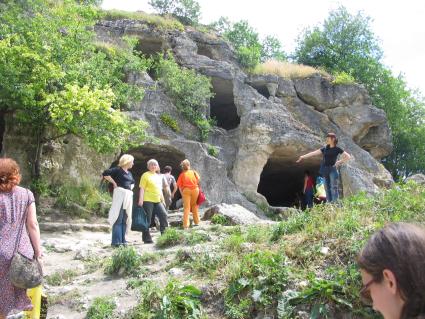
xmin=332 ymin=71 xmax=356 ymax=85
xmin=224 ymin=251 xmax=289 ymax=319
xmin=105 ymin=246 xmax=142 ymax=276
xmin=128 ymin=280 xmax=205 ymax=319
xmin=206 ymin=144 xmax=219 ymax=157
xmin=237 ymin=45 xmax=262 ymax=70
xmin=54 ymin=180 xmax=111 ymax=217
xmin=86 ymin=297 xmax=116 ymax=319
xmin=211 ymin=214 xmax=230 ymax=225
xmin=155 ymin=53 xmax=215 ymax=141
xmin=160 ymin=113 xmax=180 ymax=132
xmin=149 ymin=0 xmax=201 ymax=26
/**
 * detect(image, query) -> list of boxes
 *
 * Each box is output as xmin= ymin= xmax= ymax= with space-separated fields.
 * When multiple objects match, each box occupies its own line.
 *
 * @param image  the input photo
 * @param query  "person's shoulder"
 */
xmin=337 ymin=146 xmax=344 ymax=153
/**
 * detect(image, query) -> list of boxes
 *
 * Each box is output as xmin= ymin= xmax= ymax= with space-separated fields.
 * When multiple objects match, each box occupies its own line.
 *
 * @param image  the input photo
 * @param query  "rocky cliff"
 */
xmin=2 ymin=19 xmax=394 ymax=211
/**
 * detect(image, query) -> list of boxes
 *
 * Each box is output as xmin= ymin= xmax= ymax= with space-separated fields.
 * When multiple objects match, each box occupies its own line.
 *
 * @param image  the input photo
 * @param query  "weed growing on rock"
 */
xmin=86 ymin=297 xmax=116 ymax=319
xmin=211 ymin=214 xmax=231 ymax=225
xmin=160 ymin=113 xmax=180 ymax=132
xmin=45 ymin=269 xmax=79 ymax=286
xmin=206 ymin=144 xmax=219 ymax=157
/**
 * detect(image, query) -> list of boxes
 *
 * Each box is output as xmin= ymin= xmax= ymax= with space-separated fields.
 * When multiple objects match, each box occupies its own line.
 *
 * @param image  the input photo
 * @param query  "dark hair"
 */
xmin=0 ymin=158 xmax=21 ymax=192
xmin=326 ymin=132 xmax=338 ymax=145
xmin=163 ymin=166 xmax=172 ymax=173
xmin=304 ymin=170 xmax=311 ymax=176
xmin=357 ymin=223 xmax=425 ymax=319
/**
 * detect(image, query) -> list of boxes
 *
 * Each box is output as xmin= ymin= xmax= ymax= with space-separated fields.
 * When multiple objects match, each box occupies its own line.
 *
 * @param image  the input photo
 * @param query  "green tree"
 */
xmin=149 ymin=0 xmax=201 ymax=25
xmin=294 ymin=6 xmax=425 ymax=179
xmin=261 ymin=35 xmax=286 ymax=62
xmin=0 ymin=0 xmax=149 ymax=180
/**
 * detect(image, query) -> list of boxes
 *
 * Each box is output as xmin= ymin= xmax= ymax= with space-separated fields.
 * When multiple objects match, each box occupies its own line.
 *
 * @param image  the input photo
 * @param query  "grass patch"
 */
xmin=206 ymin=144 xmax=219 ymax=157
xmin=45 ymin=269 xmax=79 ymax=286
xmin=105 ymin=246 xmax=142 ymax=277
xmin=156 ymin=228 xmax=210 ymax=248
xmin=101 ymin=9 xmax=184 ymax=31
xmin=86 ymin=297 xmax=116 ymax=319
xmin=252 ymin=59 xmax=330 ymax=80
xmin=211 ymin=214 xmax=231 ymax=225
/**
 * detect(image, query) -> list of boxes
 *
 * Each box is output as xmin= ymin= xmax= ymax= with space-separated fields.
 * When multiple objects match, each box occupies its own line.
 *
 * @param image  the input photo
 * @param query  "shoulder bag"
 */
xmin=8 ymin=190 xmax=43 ymax=289
xmin=194 ymin=171 xmax=206 ymax=206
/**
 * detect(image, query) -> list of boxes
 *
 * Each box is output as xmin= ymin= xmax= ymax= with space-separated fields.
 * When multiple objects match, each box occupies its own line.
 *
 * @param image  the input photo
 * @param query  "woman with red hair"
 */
xmin=0 ymin=158 xmax=42 ymax=318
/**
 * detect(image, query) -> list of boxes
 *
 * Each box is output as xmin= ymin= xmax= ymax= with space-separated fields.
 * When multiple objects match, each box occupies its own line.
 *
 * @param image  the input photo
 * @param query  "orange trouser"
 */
xmin=182 ymin=187 xmax=200 ymax=228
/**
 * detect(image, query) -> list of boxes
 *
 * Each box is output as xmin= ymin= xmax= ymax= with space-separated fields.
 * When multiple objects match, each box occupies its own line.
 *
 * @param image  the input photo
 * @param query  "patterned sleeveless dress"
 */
xmin=0 ymin=186 xmax=35 ymax=316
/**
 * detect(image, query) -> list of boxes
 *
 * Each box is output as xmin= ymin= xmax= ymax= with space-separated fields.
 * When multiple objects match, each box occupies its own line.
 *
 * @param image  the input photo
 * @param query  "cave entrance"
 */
xmin=210 ymin=77 xmax=240 ymax=130
xmin=257 ymin=151 xmax=321 ymax=208
xmin=0 ymin=113 xmax=5 ymax=154
xmin=135 ymin=38 xmax=166 ymax=80
xmin=111 ymin=144 xmax=186 ymax=204
xmin=197 ymin=43 xmax=215 ymax=60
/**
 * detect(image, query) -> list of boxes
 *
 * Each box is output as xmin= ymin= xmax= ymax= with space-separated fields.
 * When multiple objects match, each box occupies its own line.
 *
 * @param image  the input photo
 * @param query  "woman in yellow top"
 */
xmin=138 ymin=159 xmax=168 ymax=243
xmin=176 ymin=159 xmax=200 ymax=229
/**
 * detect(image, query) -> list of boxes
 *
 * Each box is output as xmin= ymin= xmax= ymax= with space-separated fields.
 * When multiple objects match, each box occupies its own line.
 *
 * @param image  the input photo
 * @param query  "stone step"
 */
xmin=40 ymin=222 xmax=110 ymax=233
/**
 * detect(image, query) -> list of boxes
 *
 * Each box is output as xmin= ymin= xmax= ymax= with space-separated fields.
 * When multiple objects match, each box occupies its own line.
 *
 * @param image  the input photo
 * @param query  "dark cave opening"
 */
xmin=210 ymin=77 xmax=240 ymax=130
xmin=257 ymin=151 xmax=321 ymax=208
xmin=197 ymin=43 xmax=215 ymax=60
xmin=110 ymin=144 xmax=186 ymax=204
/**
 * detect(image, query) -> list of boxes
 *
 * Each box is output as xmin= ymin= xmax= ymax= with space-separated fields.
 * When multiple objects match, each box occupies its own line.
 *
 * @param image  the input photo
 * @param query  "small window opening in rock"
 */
xmin=0 ymin=113 xmax=5 ymax=154
xmin=257 ymin=152 xmax=322 ymax=208
xmin=250 ymin=84 xmax=270 ymax=99
xmin=109 ymin=144 xmax=186 ymax=207
xmin=135 ymin=38 xmax=164 ymax=57
xmin=197 ymin=43 xmax=215 ymax=60
xmin=210 ymin=77 xmax=240 ymax=130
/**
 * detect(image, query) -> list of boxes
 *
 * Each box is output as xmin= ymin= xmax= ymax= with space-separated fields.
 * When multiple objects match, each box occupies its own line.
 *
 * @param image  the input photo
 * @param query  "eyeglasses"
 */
xmin=360 ymin=278 xmax=375 ymax=305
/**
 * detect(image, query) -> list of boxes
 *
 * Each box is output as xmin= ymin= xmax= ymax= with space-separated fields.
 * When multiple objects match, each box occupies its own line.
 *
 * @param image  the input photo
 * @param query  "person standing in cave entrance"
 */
xmin=163 ymin=166 xmax=177 ymax=210
xmin=303 ymin=170 xmax=314 ymax=208
xmin=102 ymin=154 xmax=135 ymax=247
xmin=138 ymin=159 xmax=168 ymax=243
xmin=296 ymin=133 xmax=352 ymax=203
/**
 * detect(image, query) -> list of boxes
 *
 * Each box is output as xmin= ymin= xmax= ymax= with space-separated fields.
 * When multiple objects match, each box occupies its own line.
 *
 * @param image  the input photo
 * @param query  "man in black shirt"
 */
xmin=296 ymin=133 xmax=352 ymax=203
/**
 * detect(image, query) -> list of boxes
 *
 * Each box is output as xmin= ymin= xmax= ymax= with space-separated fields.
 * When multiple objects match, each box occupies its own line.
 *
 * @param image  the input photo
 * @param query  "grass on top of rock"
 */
xmin=156 ymin=227 xmax=211 ymax=248
xmin=332 ymin=71 xmax=357 ymax=85
xmin=252 ymin=59 xmax=330 ymax=80
xmin=101 ymin=9 xmax=184 ymax=31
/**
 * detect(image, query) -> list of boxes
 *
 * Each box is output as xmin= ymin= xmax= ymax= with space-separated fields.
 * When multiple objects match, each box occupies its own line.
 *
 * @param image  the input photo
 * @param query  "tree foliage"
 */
xmin=212 ymin=18 xmax=286 ymax=69
xmin=148 ymin=0 xmax=201 ymax=25
xmin=294 ymin=6 xmax=425 ymax=179
xmin=155 ymin=53 xmax=214 ymax=141
xmin=0 ymin=0 xmax=149 ymax=177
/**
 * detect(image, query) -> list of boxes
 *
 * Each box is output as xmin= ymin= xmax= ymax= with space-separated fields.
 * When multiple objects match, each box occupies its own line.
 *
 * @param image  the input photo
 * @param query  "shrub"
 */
xmin=155 ymin=53 xmax=215 ymax=141
xmin=128 ymin=280 xmax=205 ymax=318
xmin=101 ymin=9 xmax=184 ymax=30
xmin=237 ymin=45 xmax=262 ymax=70
xmin=211 ymin=214 xmax=230 ymax=225
xmin=224 ymin=251 xmax=289 ymax=318
xmin=160 ymin=113 xmax=180 ymax=132
xmin=86 ymin=297 xmax=116 ymax=319
xmin=252 ymin=60 xmax=330 ymax=79
xmin=207 ymin=144 xmax=219 ymax=157
xmin=156 ymin=228 xmax=210 ymax=248
xmin=332 ymin=71 xmax=356 ymax=85
xmin=105 ymin=246 xmax=142 ymax=276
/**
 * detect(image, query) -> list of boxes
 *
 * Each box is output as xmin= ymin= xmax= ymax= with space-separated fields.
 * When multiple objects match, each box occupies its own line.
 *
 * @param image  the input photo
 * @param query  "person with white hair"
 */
xmin=138 ymin=159 xmax=168 ymax=243
xmin=102 ymin=154 xmax=135 ymax=247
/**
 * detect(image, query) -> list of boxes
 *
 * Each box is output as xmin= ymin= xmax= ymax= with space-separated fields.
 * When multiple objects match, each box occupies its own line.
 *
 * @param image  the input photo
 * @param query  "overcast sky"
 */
xmin=101 ymin=0 xmax=425 ymax=94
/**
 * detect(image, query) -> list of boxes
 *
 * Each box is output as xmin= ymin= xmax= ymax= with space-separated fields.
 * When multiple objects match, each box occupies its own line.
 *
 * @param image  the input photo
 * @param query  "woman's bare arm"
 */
xmin=103 ymin=175 xmax=117 ymax=188
xmin=138 ymin=187 xmax=145 ymax=206
xmin=336 ymin=151 xmax=352 ymax=167
xmin=296 ymin=149 xmax=322 ymax=163
xmin=26 ymin=203 xmax=42 ymax=258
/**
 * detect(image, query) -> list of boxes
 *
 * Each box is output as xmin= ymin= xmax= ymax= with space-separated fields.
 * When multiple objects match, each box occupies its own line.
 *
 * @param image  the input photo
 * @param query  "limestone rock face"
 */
xmin=2 ymin=19 xmax=395 ymax=214
xmin=202 ymin=204 xmax=272 ymax=225
xmin=405 ymin=174 xmax=425 ymax=185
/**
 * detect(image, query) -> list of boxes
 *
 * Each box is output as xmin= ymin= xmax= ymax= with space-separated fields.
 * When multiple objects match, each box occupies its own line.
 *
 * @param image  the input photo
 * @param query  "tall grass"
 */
xmin=252 ymin=59 xmax=330 ymax=80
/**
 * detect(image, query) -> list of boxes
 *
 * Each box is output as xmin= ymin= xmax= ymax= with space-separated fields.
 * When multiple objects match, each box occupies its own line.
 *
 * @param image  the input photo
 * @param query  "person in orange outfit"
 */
xmin=176 ymin=159 xmax=200 ymax=229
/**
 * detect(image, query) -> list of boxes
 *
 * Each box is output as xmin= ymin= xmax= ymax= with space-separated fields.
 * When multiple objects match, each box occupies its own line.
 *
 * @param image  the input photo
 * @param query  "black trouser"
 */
xmin=142 ymin=201 xmax=168 ymax=241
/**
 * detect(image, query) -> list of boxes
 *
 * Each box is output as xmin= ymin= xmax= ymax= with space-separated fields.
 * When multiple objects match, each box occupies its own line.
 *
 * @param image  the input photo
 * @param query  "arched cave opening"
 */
xmin=197 ymin=43 xmax=215 ymax=60
xmin=257 ymin=151 xmax=321 ymax=208
xmin=250 ymin=83 xmax=270 ymax=99
xmin=110 ymin=144 xmax=186 ymax=204
xmin=0 ymin=113 xmax=5 ymax=154
xmin=210 ymin=77 xmax=240 ymax=130
xmin=135 ymin=38 xmax=165 ymax=79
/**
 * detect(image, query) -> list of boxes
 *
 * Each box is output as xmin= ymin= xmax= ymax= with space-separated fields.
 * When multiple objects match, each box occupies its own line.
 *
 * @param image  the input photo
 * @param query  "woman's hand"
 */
xmin=296 ymin=155 xmax=304 ymax=163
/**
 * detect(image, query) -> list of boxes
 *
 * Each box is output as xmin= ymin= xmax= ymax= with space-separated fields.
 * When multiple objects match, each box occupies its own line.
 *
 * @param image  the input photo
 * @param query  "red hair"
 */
xmin=0 ymin=158 xmax=21 ymax=192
